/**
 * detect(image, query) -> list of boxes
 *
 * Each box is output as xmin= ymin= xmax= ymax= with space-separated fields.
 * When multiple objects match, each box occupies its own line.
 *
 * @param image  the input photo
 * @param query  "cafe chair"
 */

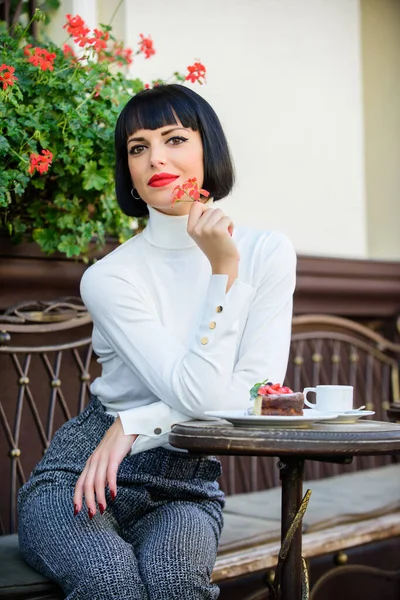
xmin=0 ymin=298 xmax=93 ymax=599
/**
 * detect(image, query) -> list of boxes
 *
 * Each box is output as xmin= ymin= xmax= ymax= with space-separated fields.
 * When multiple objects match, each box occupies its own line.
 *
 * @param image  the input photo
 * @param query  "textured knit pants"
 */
xmin=18 ymin=397 xmax=224 ymax=600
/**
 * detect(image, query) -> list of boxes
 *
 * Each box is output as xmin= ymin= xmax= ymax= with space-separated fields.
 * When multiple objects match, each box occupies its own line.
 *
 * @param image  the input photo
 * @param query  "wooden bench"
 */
xmin=1 ymin=302 xmax=400 ymax=599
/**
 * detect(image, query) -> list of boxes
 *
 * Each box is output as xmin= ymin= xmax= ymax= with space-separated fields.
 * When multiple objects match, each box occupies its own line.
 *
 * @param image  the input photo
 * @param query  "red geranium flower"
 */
xmin=186 ymin=61 xmax=206 ymax=84
xmin=90 ymin=28 xmax=109 ymax=53
xmin=63 ymin=14 xmax=91 ymax=47
xmin=109 ymin=43 xmax=133 ymax=66
xmin=0 ymin=64 xmax=18 ymax=90
xmin=28 ymin=149 xmax=53 ymax=175
xmin=26 ymin=47 xmax=57 ymax=71
xmin=122 ymin=47 xmax=133 ymax=65
xmin=63 ymin=44 xmax=75 ymax=58
xmin=63 ymin=15 xmax=111 ymax=54
xmin=138 ymin=34 xmax=155 ymax=59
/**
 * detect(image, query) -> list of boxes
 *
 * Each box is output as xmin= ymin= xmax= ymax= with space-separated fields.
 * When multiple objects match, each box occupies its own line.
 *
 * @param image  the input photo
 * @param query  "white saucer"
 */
xmin=318 ymin=410 xmax=375 ymax=424
xmin=204 ymin=410 xmax=340 ymax=429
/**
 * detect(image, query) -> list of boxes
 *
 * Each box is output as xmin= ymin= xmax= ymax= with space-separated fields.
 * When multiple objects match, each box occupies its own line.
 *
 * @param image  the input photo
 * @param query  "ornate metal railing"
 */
xmin=0 ymin=298 xmax=95 ymax=534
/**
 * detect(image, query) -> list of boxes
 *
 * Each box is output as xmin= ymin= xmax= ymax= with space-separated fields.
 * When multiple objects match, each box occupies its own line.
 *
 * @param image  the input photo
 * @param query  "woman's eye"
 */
xmin=129 ymin=145 xmax=145 ymax=155
xmin=168 ymin=136 xmax=188 ymax=145
xmin=128 ymin=136 xmax=187 ymax=155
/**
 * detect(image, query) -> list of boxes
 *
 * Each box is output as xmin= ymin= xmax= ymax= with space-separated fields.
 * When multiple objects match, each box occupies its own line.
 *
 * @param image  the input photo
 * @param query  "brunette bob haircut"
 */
xmin=114 ymin=84 xmax=235 ymax=217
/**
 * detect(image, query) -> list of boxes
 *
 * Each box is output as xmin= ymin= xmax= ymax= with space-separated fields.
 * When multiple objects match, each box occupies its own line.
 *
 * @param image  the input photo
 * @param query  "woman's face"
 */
xmin=126 ymin=120 xmax=204 ymax=216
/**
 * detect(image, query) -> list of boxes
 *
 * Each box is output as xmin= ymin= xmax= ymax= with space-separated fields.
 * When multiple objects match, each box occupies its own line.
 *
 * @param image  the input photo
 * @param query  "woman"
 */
xmin=18 ymin=84 xmax=296 ymax=599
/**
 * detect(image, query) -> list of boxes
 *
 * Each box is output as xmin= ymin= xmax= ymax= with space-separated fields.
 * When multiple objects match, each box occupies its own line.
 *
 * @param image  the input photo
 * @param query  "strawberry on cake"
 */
xmin=249 ymin=380 xmax=304 ymax=416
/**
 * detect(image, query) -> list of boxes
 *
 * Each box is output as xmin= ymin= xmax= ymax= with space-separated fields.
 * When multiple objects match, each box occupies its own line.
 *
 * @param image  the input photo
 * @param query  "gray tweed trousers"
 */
xmin=18 ymin=396 xmax=225 ymax=600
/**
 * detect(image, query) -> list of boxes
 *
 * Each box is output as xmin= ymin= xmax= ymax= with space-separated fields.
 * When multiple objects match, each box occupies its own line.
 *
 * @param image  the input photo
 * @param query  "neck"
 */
xmin=141 ymin=204 xmax=196 ymax=249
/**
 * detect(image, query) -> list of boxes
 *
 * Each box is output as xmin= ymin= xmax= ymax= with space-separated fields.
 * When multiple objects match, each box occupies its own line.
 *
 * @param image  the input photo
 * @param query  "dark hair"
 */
xmin=114 ymin=84 xmax=235 ymax=217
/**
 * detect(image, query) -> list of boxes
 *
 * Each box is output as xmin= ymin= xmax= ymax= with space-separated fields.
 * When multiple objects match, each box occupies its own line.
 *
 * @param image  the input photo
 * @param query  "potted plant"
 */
xmin=0 ymin=8 xmax=206 ymax=305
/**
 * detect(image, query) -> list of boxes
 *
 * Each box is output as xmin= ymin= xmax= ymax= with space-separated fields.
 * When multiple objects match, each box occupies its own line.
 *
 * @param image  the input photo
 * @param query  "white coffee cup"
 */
xmin=303 ymin=385 xmax=353 ymax=412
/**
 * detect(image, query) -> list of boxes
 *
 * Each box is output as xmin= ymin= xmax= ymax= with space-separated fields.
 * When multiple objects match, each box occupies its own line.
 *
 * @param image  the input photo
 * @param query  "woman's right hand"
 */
xmin=73 ymin=416 xmax=136 ymax=518
xmin=187 ymin=202 xmax=240 ymax=289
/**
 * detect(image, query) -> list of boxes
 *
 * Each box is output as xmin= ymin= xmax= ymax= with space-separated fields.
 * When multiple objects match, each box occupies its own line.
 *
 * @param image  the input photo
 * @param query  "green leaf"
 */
xmin=0 ymin=188 xmax=12 ymax=207
xmin=82 ymin=161 xmax=108 ymax=191
xmin=128 ymin=78 xmax=147 ymax=94
xmin=56 ymin=213 xmax=75 ymax=229
xmin=0 ymin=136 xmax=9 ymax=153
xmin=57 ymin=238 xmax=82 ymax=257
xmin=32 ymin=228 xmax=58 ymax=254
xmin=11 ymin=219 xmax=27 ymax=234
xmin=249 ymin=379 xmax=269 ymax=399
xmin=31 ymin=178 xmax=46 ymax=189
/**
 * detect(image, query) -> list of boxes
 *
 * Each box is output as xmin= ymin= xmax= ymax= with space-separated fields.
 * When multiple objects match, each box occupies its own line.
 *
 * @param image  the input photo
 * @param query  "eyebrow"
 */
xmin=127 ymin=127 xmax=188 ymax=145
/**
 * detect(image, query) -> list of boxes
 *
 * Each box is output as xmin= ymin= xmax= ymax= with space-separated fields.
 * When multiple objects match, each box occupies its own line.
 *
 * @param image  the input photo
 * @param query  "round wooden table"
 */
xmin=169 ymin=419 xmax=400 ymax=600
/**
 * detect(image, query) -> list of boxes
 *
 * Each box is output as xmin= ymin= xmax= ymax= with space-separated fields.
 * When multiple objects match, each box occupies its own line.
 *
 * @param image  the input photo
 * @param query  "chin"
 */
xmin=146 ymin=196 xmax=174 ymax=209
xmin=144 ymin=189 xmax=175 ymax=207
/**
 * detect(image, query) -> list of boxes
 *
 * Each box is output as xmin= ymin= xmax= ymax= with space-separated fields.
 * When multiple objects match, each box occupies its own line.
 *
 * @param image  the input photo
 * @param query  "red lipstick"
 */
xmin=148 ymin=173 xmax=179 ymax=188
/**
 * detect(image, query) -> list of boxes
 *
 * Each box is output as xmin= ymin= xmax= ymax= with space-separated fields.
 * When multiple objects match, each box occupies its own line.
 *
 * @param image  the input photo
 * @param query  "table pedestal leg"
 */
xmin=279 ymin=457 xmax=305 ymax=600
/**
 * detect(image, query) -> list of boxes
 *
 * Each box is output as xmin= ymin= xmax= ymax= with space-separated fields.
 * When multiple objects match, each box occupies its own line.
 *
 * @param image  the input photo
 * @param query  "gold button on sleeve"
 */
xmin=209 ymin=321 xmax=216 ymax=330
xmin=216 ymin=305 xmax=223 ymax=313
xmin=201 ymin=337 xmax=209 ymax=345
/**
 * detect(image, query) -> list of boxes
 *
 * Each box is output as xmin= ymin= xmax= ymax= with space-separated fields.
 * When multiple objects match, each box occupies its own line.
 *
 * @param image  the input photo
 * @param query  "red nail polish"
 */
xmin=99 ymin=503 xmax=105 ymax=515
xmin=88 ymin=508 xmax=94 ymax=520
xmin=110 ymin=490 xmax=116 ymax=501
xmin=74 ymin=504 xmax=79 ymax=517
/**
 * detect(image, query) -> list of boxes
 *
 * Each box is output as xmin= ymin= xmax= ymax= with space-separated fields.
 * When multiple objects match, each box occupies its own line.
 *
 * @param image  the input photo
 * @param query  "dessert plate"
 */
xmin=204 ymin=410 xmax=340 ymax=429
xmin=319 ymin=410 xmax=375 ymax=424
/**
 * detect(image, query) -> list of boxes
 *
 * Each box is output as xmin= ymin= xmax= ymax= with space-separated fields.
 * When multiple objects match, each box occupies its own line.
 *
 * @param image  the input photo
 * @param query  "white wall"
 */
xmin=50 ymin=0 xmax=368 ymax=258
xmin=361 ymin=0 xmax=400 ymax=260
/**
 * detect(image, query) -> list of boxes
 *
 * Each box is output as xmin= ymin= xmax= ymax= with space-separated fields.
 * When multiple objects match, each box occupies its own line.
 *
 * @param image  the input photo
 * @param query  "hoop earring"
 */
xmin=131 ymin=188 xmax=141 ymax=200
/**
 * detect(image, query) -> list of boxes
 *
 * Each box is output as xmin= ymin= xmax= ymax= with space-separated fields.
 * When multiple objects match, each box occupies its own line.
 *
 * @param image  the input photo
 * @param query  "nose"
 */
xmin=149 ymin=143 xmax=166 ymax=168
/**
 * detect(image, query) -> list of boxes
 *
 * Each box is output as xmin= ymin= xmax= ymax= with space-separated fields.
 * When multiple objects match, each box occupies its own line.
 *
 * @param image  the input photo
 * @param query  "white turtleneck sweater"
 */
xmin=80 ymin=204 xmax=296 ymax=454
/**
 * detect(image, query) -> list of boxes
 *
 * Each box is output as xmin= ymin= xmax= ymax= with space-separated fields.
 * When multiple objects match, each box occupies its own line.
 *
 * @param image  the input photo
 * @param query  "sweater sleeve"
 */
xmin=219 ymin=234 xmax=296 ymax=410
xmin=80 ymin=268 xmax=253 ymax=433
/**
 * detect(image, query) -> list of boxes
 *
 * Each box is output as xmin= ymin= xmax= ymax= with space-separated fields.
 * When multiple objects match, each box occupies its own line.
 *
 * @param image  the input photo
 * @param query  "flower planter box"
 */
xmin=0 ymin=235 xmax=119 ymax=310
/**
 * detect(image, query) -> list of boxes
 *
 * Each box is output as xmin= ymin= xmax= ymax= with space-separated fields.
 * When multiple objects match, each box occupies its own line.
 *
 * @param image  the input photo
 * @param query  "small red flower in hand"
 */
xmin=172 ymin=177 xmax=210 ymax=206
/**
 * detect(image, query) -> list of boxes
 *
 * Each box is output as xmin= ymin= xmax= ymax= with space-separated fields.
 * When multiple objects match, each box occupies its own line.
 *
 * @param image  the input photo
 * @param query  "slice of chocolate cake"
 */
xmin=253 ymin=392 xmax=304 ymax=416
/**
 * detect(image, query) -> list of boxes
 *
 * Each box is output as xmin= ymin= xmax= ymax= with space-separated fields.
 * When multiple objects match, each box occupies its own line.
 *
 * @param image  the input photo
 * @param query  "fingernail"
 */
xmin=88 ymin=508 xmax=94 ymax=520
xmin=74 ymin=504 xmax=79 ymax=517
xmin=110 ymin=490 xmax=116 ymax=501
xmin=99 ymin=503 xmax=105 ymax=515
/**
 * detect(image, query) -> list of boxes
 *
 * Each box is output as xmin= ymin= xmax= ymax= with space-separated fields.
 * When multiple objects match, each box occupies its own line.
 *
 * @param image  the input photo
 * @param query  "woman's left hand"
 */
xmin=73 ymin=416 xmax=136 ymax=518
